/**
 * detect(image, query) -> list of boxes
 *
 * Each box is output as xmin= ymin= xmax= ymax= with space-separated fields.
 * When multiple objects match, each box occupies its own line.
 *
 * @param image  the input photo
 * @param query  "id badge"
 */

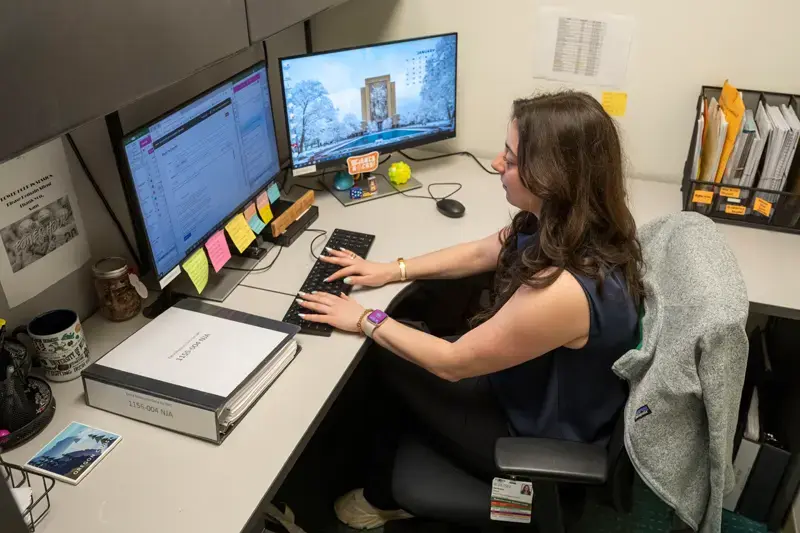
xmin=490 ymin=477 xmax=533 ymax=523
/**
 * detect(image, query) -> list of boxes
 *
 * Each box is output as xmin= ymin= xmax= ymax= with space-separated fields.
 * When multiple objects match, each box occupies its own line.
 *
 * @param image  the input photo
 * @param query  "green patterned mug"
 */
xmin=13 ymin=309 xmax=90 ymax=382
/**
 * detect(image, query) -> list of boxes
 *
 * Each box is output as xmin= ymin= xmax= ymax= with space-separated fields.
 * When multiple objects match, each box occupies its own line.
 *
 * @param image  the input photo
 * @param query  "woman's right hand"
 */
xmin=321 ymin=248 xmax=400 ymax=288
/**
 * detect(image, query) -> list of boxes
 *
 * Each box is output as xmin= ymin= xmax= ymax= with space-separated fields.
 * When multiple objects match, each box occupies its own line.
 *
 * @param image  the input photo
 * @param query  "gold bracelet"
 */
xmin=397 ymin=258 xmax=407 ymax=282
xmin=357 ymin=309 xmax=373 ymax=336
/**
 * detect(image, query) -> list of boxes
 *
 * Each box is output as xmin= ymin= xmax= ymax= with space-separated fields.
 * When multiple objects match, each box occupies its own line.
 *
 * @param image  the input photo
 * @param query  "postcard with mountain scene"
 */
xmin=25 ymin=422 xmax=121 ymax=485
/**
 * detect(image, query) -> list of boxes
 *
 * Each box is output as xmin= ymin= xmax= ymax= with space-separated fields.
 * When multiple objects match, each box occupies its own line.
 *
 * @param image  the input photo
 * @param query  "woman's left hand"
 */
xmin=297 ymin=291 xmax=366 ymax=333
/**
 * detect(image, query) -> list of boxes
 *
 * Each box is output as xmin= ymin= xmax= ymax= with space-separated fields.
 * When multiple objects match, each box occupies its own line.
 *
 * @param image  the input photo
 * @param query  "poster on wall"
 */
xmin=0 ymin=138 xmax=90 ymax=307
xmin=532 ymin=7 xmax=635 ymax=88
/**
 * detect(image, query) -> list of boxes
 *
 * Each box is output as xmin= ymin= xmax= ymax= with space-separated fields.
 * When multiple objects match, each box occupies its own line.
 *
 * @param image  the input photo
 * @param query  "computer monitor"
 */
xmin=120 ymin=61 xmax=281 ymax=295
xmin=280 ymin=33 xmax=457 ymax=172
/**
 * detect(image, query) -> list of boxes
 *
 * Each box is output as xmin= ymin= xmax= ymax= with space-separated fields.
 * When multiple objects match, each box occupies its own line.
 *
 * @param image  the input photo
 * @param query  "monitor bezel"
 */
xmin=279 ymin=32 xmax=458 ymax=171
xmin=118 ymin=60 xmax=282 ymax=282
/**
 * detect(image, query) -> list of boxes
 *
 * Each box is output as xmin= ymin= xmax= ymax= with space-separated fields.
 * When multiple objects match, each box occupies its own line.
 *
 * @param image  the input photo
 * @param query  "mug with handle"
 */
xmin=13 ymin=309 xmax=90 ymax=382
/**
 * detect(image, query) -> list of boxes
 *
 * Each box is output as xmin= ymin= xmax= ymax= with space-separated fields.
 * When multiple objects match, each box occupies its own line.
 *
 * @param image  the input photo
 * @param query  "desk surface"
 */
xmin=4 ymin=156 xmax=799 ymax=533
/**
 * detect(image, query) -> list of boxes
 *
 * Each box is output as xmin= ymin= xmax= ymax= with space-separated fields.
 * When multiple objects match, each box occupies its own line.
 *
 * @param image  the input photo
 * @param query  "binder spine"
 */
xmin=83 ymin=377 xmax=219 ymax=442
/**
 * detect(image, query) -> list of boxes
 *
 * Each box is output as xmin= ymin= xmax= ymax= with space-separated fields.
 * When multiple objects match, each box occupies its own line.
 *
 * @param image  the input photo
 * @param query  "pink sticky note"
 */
xmin=205 ymin=229 xmax=232 ymax=273
xmin=244 ymin=202 xmax=257 ymax=220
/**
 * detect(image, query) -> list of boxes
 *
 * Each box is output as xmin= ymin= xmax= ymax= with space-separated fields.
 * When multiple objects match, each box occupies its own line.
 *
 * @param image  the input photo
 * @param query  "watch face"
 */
xmin=368 ymin=309 xmax=388 ymax=325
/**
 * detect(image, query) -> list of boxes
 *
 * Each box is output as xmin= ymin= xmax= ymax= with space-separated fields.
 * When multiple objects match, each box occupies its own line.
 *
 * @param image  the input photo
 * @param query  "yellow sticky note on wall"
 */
xmin=182 ymin=248 xmax=209 ymax=295
xmin=256 ymin=191 xmax=274 ymax=224
xmin=601 ymin=92 xmax=628 ymax=117
xmin=225 ymin=213 xmax=256 ymax=253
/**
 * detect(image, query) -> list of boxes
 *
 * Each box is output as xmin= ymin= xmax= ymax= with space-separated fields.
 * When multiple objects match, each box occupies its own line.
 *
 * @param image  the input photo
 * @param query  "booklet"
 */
xmin=24 ymin=421 xmax=121 ymax=485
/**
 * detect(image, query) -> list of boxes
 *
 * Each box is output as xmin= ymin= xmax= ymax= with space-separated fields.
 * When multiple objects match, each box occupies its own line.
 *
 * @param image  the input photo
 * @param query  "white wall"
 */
xmin=0 ymin=26 xmax=305 ymax=329
xmin=312 ymin=0 xmax=800 ymax=183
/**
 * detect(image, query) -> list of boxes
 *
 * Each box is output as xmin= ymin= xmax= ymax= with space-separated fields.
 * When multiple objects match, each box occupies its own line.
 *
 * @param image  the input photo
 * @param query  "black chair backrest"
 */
xmin=603 ymin=408 xmax=634 ymax=512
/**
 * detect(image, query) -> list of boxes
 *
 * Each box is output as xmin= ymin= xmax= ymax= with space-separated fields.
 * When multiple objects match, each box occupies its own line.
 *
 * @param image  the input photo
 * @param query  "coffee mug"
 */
xmin=13 ymin=309 xmax=90 ymax=382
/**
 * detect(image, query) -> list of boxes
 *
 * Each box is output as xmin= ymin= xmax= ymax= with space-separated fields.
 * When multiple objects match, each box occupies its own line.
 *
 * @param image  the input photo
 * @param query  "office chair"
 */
xmin=383 ymin=278 xmax=635 ymax=533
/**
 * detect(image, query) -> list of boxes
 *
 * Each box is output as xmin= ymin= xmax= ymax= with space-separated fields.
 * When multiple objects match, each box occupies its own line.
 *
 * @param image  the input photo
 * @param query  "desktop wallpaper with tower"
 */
xmin=282 ymin=34 xmax=457 ymax=168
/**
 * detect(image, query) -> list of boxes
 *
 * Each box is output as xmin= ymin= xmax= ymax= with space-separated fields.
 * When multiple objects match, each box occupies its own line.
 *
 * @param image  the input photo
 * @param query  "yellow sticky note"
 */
xmin=256 ymin=191 xmax=274 ymax=224
xmin=182 ymin=248 xmax=209 ymax=295
xmin=601 ymin=92 xmax=627 ymax=117
xmin=225 ymin=213 xmax=256 ymax=253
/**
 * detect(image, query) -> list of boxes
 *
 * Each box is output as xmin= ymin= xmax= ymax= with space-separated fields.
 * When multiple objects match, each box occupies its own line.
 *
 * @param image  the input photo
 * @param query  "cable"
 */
xmin=398 ymin=149 xmax=498 ymax=175
xmin=223 ymin=244 xmax=283 ymax=274
xmin=239 ymin=284 xmax=297 ymax=298
xmin=304 ymin=228 xmax=328 ymax=260
xmin=65 ymin=133 xmax=142 ymax=269
xmin=376 ymin=173 xmax=463 ymax=202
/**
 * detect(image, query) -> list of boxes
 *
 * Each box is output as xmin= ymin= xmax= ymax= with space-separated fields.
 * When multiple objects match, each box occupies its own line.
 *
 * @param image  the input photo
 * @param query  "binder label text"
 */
xmin=753 ymin=198 xmax=772 ymax=217
xmin=725 ymin=205 xmax=746 ymax=216
xmin=719 ymin=187 xmax=740 ymax=199
xmin=692 ymin=190 xmax=714 ymax=205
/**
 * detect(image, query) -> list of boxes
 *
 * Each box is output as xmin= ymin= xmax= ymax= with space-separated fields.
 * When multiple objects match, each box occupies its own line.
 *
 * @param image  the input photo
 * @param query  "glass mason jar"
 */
xmin=92 ymin=257 xmax=142 ymax=321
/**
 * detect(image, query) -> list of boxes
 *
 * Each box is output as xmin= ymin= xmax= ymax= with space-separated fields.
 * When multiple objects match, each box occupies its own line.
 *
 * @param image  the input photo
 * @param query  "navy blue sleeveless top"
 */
xmin=488 ymin=231 xmax=638 ymax=445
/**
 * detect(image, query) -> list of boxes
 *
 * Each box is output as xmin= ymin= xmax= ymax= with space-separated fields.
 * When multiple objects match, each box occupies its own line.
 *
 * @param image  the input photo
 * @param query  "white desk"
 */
xmin=4 ymin=156 xmax=799 ymax=533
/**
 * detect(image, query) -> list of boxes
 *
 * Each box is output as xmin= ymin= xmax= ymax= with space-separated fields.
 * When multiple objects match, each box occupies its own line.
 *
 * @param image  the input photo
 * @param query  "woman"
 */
xmin=297 ymin=91 xmax=644 ymax=529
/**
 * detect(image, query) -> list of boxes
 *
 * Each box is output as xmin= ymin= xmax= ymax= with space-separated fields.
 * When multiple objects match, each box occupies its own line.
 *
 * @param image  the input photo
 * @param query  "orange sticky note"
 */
xmin=692 ymin=190 xmax=714 ymax=205
xmin=256 ymin=191 xmax=274 ymax=224
xmin=754 ymin=197 xmax=772 ymax=217
xmin=725 ymin=205 xmax=746 ymax=216
xmin=244 ymin=202 xmax=257 ymax=221
xmin=225 ymin=213 xmax=256 ymax=253
xmin=182 ymin=248 xmax=209 ymax=294
xmin=719 ymin=187 xmax=740 ymax=199
xmin=601 ymin=92 xmax=627 ymax=117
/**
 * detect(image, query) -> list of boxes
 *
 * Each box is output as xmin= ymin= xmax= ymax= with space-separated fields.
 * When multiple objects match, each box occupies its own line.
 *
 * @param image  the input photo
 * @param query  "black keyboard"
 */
xmin=282 ymin=228 xmax=375 ymax=336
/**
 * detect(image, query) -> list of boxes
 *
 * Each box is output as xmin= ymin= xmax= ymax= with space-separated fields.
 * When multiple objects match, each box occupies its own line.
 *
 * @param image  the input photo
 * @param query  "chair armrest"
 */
xmin=494 ymin=437 xmax=608 ymax=485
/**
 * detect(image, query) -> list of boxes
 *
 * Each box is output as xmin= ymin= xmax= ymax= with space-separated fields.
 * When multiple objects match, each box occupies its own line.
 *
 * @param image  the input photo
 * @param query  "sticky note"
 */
xmin=244 ymin=202 xmax=257 ymax=221
xmin=257 ymin=191 xmax=274 ymax=224
xmin=248 ymin=214 xmax=267 ymax=234
xmin=601 ymin=92 xmax=627 ymax=117
xmin=719 ymin=187 xmax=740 ymax=199
xmin=182 ymin=248 xmax=209 ymax=295
xmin=267 ymin=182 xmax=281 ymax=204
xmin=225 ymin=213 xmax=256 ymax=253
xmin=205 ymin=229 xmax=231 ymax=273
xmin=754 ymin=197 xmax=772 ymax=217
xmin=725 ymin=205 xmax=746 ymax=216
xmin=692 ymin=190 xmax=714 ymax=205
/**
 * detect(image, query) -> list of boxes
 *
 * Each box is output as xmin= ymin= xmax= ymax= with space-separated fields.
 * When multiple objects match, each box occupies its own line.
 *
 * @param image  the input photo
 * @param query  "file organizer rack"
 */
xmin=682 ymin=86 xmax=800 ymax=235
xmin=1 ymin=456 xmax=56 ymax=530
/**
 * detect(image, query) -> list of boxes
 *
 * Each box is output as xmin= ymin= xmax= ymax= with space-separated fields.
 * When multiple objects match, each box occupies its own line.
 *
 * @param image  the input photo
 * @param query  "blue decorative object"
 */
xmin=333 ymin=172 xmax=355 ymax=191
xmin=350 ymin=187 xmax=364 ymax=200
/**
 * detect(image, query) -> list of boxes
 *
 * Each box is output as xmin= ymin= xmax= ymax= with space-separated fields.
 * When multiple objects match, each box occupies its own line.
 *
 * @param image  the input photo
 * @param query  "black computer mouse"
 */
xmin=436 ymin=198 xmax=466 ymax=218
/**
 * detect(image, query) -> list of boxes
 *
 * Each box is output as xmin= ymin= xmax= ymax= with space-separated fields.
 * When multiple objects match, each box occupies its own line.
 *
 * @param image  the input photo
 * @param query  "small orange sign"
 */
xmin=754 ymin=197 xmax=773 ymax=217
xmin=692 ymin=190 xmax=714 ymax=205
xmin=725 ymin=205 xmax=747 ymax=216
xmin=719 ymin=187 xmax=741 ymax=199
xmin=347 ymin=151 xmax=380 ymax=175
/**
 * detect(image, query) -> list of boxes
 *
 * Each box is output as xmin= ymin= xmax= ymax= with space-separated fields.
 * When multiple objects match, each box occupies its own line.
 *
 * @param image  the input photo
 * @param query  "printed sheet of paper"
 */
xmin=533 ymin=7 xmax=635 ymax=87
xmin=225 ymin=214 xmax=256 ymax=253
xmin=0 ymin=138 xmax=90 ymax=307
xmin=182 ymin=248 xmax=209 ymax=294
xmin=205 ymin=229 xmax=232 ymax=273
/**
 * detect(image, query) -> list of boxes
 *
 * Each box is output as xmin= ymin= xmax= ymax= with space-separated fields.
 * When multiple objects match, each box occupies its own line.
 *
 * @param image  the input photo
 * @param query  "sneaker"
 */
xmin=334 ymin=488 xmax=413 ymax=530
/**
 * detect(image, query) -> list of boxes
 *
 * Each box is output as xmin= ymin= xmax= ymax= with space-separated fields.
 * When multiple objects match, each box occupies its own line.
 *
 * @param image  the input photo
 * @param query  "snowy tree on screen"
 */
xmin=304 ymin=96 xmax=339 ymax=148
xmin=341 ymin=113 xmax=362 ymax=138
xmin=420 ymin=37 xmax=457 ymax=124
xmin=286 ymin=80 xmax=329 ymax=153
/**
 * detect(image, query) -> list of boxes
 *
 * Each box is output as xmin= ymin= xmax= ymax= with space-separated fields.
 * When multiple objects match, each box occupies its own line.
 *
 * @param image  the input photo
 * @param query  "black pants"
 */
xmin=362 ymin=326 xmax=512 ymax=511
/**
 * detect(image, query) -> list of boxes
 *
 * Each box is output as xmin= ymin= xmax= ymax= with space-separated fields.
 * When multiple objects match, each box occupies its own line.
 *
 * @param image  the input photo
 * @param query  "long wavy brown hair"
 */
xmin=477 ymin=92 xmax=644 ymax=323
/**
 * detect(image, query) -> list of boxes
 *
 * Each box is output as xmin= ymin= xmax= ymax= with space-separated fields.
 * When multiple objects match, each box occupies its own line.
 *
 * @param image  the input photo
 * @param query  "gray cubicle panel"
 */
xmin=0 ymin=0 xmax=250 ymax=165
xmin=246 ymin=0 xmax=350 ymax=42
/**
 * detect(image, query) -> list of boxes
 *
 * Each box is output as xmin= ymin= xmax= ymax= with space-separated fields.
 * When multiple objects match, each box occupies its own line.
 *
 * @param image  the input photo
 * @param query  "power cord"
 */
xmin=376 ymin=173 xmax=462 ymax=202
xmin=65 ymin=133 xmax=142 ymax=269
xmin=305 ymin=228 xmax=328 ymax=260
xmin=238 ymin=284 xmax=297 ymax=298
xmin=223 ymin=243 xmax=283 ymax=274
xmin=398 ymin=149 xmax=498 ymax=175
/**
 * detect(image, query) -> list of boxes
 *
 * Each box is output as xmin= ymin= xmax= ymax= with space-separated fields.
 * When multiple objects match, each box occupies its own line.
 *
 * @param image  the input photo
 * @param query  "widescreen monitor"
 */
xmin=280 ymin=33 xmax=457 ymax=172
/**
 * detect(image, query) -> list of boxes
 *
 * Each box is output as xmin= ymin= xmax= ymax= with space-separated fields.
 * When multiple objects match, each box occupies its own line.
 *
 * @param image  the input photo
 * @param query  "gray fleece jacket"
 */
xmin=613 ymin=212 xmax=749 ymax=532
